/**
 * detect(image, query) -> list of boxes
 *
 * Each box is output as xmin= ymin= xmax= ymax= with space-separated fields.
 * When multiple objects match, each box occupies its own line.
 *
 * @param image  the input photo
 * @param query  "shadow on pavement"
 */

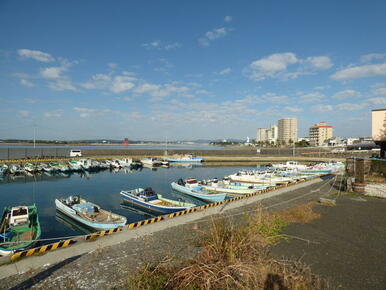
xmin=10 ymin=254 xmax=83 ymax=290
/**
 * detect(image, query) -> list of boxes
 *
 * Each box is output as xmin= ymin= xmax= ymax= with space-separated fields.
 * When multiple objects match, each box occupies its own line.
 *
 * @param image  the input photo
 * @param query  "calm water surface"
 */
xmin=0 ymin=166 xmax=253 ymax=242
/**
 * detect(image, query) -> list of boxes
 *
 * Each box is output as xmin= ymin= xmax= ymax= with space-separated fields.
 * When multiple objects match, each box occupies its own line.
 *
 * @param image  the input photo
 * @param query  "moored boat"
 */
xmin=120 ymin=187 xmax=196 ymax=214
xmin=171 ymin=178 xmax=227 ymax=202
xmin=0 ymin=164 xmax=8 ymax=175
xmin=200 ymin=178 xmax=268 ymax=195
xmin=55 ymin=196 xmax=127 ymax=230
xmin=140 ymin=158 xmax=163 ymax=167
xmin=68 ymin=160 xmax=83 ymax=171
xmin=165 ymin=154 xmax=203 ymax=163
xmin=0 ymin=205 xmax=41 ymax=256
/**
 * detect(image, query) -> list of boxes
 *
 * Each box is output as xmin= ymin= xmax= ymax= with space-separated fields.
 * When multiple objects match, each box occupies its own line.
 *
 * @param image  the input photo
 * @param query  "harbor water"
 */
xmin=0 ymin=166 xmax=252 ymax=241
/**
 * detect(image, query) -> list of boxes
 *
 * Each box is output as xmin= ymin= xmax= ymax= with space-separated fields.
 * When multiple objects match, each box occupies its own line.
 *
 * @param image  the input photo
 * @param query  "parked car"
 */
xmin=70 ymin=149 xmax=82 ymax=157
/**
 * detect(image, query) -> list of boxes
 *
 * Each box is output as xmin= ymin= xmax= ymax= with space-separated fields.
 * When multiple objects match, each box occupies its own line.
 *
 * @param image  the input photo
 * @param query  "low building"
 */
xmin=309 ymin=122 xmax=333 ymax=147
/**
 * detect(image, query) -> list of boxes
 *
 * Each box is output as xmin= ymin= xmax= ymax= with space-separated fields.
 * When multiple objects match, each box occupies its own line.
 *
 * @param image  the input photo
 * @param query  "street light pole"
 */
xmin=33 ymin=126 xmax=36 ymax=149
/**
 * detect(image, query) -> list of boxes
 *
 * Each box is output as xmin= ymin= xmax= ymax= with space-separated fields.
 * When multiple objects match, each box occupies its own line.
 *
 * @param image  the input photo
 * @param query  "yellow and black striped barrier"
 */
xmin=127 ymin=216 xmax=163 ymax=229
xmin=11 ymin=239 xmax=76 ymax=262
xmin=168 ymin=207 xmax=197 ymax=218
xmin=85 ymin=227 xmax=122 ymax=241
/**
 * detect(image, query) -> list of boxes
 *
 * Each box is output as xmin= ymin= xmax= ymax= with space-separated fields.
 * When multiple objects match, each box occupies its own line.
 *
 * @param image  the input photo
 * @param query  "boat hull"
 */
xmin=165 ymin=158 xmax=203 ymax=163
xmin=55 ymin=199 xmax=126 ymax=231
xmin=171 ymin=182 xmax=226 ymax=202
xmin=120 ymin=192 xmax=191 ymax=214
xmin=0 ymin=205 xmax=41 ymax=256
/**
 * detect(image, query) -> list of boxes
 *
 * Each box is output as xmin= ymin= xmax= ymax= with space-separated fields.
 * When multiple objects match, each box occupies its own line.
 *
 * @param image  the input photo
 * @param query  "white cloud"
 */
xmin=298 ymin=92 xmax=325 ymax=103
xmin=237 ymin=93 xmax=289 ymax=105
xmin=215 ymin=67 xmax=231 ymax=75
xmin=164 ymin=42 xmax=182 ymax=50
xmin=123 ymin=112 xmax=143 ymax=120
xmin=314 ymin=85 xmax=330 ymax=91
xmin=224 ymin=16 xmax=232 ymax=22
xmin=20 ymin=79 xmax=34 ymax=87
xmin=360 ymin=53 xmax=386 ymax=63
xmin=142 ymin=41 xmax=181 ymax=50
xmin=82 ymin=72 xmax=136 ymax=93
xmin=133 ymin=82 xmax=190 ymax=101
xmin=366 ymin=97 xmax=386 ymax=105
xmin=18 ymin=110 xmax=30 ymax=117
xmin=48 ymin=79 xmax=76 ymax=91
xmin=111 ymin=75 xmax=136 ymax=93
xmin=40 ymin=66 xmax=67 ymax=79
xmin=206 ymin=27 xmax=228 ymax=40
xmin=372 ymin=87 xmax=386 ymax=95
xmin=81 ymin=74 xmax=112 ymax=89
xmin=331 ymin=63 xmax=386 ymax=80
xmin=247 ymin=52 xmax=298 ymax=81
xmin=311 ymin=104 xmax=333 ymax=113
xmin=332 ymin=89 xmax=361 ymax=99
xmin=17 ymin=49 xmax=54 ymax=62
xmin=73 ymin=107 xmax=97 ymax=118
xmin=285 ymin=106 xmax=304 ymax=113
xmin=44 ymin=110 xmax=63 ymax=118
xmin=335 ymin=103 xmax=366 ymax=111
xmin=305 ymin=56 xmax=333 ymax=70
xmin=199 ymin=27 xmax=229 ymax=46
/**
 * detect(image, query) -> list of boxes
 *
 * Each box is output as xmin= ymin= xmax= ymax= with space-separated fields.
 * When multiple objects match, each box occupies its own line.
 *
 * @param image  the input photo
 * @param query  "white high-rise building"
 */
xmin=278 ymin=118 xmax=298 ymax=143
xmin=256 ymin=125 xmax=278 ymax=144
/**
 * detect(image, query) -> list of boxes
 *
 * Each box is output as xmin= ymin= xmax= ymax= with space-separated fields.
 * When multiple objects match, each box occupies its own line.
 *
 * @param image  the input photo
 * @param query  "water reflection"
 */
xmin=55 ymin=210 xmax=94 ymax=235
xmin=0 ymin=165 xmax=251 ymax=240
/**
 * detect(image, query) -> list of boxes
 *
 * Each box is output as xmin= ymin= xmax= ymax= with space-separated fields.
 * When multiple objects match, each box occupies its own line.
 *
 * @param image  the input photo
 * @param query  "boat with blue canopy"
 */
xmin=171 ymin=178 xmax=227 ymax=202
xmin=55 ymin=196 xmax=127 ymax=231
xmin=120 ymin=187 xmax=196 ymax=214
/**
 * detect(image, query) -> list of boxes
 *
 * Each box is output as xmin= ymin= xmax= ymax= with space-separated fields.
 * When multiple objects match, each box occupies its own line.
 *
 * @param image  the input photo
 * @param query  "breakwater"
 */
xmin=0 ymin=145 xmax=371 ymax=161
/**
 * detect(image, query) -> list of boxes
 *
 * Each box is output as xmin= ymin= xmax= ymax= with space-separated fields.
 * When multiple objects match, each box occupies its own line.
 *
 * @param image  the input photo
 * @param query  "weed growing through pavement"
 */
xmin=126 ymin=204 xmax=325 ymax=289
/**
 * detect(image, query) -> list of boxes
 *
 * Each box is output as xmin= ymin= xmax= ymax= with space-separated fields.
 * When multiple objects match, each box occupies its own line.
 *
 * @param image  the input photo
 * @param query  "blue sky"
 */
xmin=1 ymin=0 xmax=386 ymax=141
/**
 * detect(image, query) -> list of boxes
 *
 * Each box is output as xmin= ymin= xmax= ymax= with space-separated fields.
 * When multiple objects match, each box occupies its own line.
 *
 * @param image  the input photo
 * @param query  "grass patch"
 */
xmin=278 ymin=202 xmax=321 ymax=223
xmin=126 ymin=206 xmax=325 ymax=290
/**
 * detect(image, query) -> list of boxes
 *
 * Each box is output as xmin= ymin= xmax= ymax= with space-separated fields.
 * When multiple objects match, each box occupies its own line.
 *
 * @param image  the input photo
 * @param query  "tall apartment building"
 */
xmin=256 ymin=125 xmax=278 ymax=143
xmin=278 ymin=118 xmax=297 ymax=143
xmin=309 ymin=122 xmax=333 ymax=146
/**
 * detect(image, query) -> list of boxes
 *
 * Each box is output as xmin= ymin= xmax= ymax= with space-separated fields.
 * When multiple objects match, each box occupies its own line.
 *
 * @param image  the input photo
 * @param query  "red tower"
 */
xmin=123 ymin=138 xmax=129 ymax=146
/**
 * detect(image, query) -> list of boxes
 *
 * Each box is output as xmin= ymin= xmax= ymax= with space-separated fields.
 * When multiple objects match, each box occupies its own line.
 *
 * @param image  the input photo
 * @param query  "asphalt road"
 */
xmin=272 ymin=194 xmax=386 ymax=290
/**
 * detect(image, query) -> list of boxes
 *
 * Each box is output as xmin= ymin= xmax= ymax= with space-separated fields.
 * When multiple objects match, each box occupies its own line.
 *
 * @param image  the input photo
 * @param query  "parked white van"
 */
xmin=70 ymin=149 xmax=82 ymax=157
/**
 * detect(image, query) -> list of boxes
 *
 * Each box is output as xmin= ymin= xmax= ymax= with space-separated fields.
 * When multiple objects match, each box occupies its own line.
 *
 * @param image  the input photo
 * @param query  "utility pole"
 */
xmin=293 ymin=141 xmax=295 ymax=157
xmin=33 ymin=125 xmax=36 ymax=149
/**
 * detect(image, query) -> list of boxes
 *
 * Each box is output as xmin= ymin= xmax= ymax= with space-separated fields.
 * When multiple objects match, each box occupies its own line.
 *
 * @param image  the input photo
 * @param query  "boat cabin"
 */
xmin=138 ymin=187 xmax=158 ymax=202
xmin=185 ymin=178 xmax=200 ymax=188
xmin=9 ymin=206 xmax=29 ymax=226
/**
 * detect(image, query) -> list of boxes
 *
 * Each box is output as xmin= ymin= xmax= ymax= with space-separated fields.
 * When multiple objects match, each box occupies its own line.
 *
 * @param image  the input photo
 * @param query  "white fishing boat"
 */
xmin=118 ymin=158 xmax=133 ymax=167
xmin=272 ymin=161 xmax=308 ymax=171
xmin=0 ymin=164 xmax=8 ymax=175
xmin=79 ymin=159 xmax=92 ymax=171
xmin=120 ymin=187 xmax=196 ymax=214
xmin=8 ymin=164 xmax=25 ymax=174
xmin=229 ymin=172 xmax=291 ymax=185
xmin=68 ymin=160 xmax=83 ymax=171
xmin=200 ymin=178 xmax=269 ymax=195
xmin=55 ymin=196 xmax=127 ymax=230
xmin=171 ymin=178 xmax=227 ymax=202
xmin=141 ymin=158 xmax=163 ymax=166
xmin=165 ymin=154 xmax=203 ymax=163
